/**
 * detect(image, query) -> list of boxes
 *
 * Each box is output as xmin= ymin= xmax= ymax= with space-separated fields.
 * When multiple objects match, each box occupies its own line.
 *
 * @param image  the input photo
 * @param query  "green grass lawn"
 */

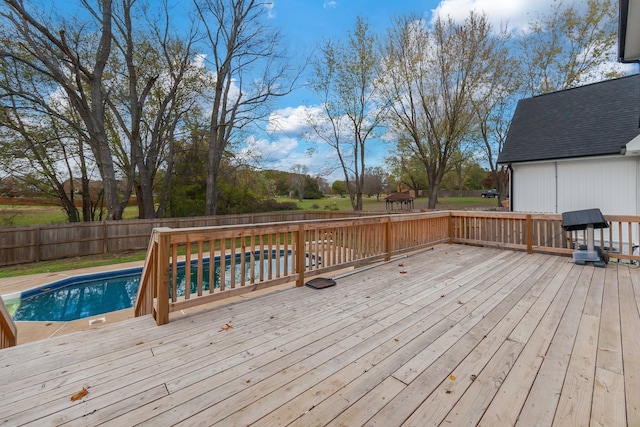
xmin=278 ymin=195 xmax=500 ymax=211
xmin=278 ymin=196 xmax=387 ymax=211
xmin=0 ymin=205 xmax=140 ymax=226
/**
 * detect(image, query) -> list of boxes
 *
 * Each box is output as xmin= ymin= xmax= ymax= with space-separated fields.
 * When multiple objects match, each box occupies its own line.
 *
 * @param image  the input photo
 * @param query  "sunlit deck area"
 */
xmin=1 ymin=243 xmax=639 ymax=426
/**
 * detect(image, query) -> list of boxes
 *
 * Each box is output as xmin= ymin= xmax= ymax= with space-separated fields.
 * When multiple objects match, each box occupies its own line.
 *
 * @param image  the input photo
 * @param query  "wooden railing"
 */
xmin=450 ymin=211 xmax=640 ymax=262
xmin=3 ymin=210 xmax=639 ymax=343
xmin=0 ymin=210 xmax=374 ymax=267
xmin=136 ymin=210 xmax=640 ymax=325
xmin=0 ymin=297 xmax=17 ymax=348
xmin=136 ymin=211 xmax=451 ymax=324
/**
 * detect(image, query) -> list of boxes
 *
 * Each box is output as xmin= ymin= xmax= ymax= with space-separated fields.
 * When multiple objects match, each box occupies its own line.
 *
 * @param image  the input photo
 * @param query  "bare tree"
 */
xmin=289 ymin=164 xmax=307 ymax=201
xmin=107 ymin=0 xmax=201 ymax=218
xmin=519 ymin=0 xmax=622 ymax=96
xmin=307 ymin=16 xmax=385 ymax=211
xmin=0 ymin=0 xmax=129 ymax=218
xmin=194 ymin=0 xmax=299 ymax=216
xmin=380 ymin=13 xmax=498 ymax=209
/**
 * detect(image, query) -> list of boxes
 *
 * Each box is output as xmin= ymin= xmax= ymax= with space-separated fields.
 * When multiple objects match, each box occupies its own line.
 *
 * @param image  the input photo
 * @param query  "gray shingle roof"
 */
xmin=498 ymin=74 xmax=640 ymax=164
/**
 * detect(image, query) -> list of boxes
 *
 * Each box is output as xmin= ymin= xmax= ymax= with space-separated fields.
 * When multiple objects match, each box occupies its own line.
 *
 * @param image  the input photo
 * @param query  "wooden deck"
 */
xmin=1 ymin=244 xmax=639 ymax=426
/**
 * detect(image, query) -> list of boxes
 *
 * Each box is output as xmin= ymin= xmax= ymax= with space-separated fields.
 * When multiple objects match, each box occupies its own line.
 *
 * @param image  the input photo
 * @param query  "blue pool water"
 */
xmin=6 ymin=250 xmax=299 ymax=322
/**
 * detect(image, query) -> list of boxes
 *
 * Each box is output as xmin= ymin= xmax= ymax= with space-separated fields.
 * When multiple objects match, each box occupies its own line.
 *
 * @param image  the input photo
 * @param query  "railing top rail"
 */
xmin=448 ymin=210 xmax=531 ymax=219
xmin=148 ymin=212 xmax=453 ymax=237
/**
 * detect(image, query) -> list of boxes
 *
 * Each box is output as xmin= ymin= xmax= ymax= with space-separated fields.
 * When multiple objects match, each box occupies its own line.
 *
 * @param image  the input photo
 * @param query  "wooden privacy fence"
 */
xmin=0 ymin=211 xmax=368 ymax=267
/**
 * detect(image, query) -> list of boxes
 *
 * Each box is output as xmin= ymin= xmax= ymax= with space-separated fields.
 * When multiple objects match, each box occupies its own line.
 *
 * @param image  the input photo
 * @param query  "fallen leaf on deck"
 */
xmin=219 ymin=323 xmax=233 ymax=332
xmin=394 ymin=338 xmax=399 ymax=342
xmin=399 ymin=271 xmax=407 ymax=274
xmin=449 ymin=375 xmax=456 ymax=380
xmin=470 ymin=374 xmax=477 ymax=381
xmin=457 ymin=300 xmax=463 ymax=304
xmin=398 ymin=263 xmax=404 ymax=267
xmin=246 ymin=379 xmax=251 ymax=384
xmin=71 ymin=387 xmax=89 ymax=402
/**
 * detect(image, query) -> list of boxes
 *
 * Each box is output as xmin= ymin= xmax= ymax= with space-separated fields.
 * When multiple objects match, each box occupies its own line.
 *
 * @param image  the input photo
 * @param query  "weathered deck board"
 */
xmin=0 ymin=244 xmax=639 ymax=426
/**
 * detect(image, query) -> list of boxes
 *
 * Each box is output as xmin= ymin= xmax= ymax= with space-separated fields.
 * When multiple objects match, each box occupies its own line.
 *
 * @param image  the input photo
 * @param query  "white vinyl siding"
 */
xmin=556 ymin=158 xmax=637 ymax=215
xmin=512 ymin=163 xmax=556 ymax=213
xmin=511 ymin=156 xmax=639 ymax=215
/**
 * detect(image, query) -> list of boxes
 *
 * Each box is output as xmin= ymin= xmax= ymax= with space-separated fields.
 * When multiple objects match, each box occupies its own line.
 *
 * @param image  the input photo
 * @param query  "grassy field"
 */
xmin=0 ymin=195 xmax=500 ymax=278
xmin=0 ymin=205 xmax=140 ymax=226
xmin=280 ymin=195 xmax=501 ymax=211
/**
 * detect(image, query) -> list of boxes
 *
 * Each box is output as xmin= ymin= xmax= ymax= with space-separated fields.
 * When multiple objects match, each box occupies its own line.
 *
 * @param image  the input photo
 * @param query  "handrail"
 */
xmin=136 ymin=210 xmax=640 ymax=325
xmin=134 ymin=228 xmax=163 ymax=317
xmin=0 ymin=296 xmax=17 ymax=348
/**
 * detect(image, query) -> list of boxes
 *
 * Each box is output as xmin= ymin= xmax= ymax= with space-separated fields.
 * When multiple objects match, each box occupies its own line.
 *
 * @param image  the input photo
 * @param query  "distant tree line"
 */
xmin=0 ymin=0 xmax=623 ymax=221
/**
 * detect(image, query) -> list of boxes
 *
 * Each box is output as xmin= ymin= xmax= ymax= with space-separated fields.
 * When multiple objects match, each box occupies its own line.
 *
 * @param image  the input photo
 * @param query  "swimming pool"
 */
xmin=3 ymin=250 xmax=301 ymax=322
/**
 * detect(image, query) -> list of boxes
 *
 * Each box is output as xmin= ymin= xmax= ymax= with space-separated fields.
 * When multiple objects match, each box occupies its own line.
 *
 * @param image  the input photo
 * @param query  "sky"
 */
xmin=243 ymin=0 xmax=620 ymax=182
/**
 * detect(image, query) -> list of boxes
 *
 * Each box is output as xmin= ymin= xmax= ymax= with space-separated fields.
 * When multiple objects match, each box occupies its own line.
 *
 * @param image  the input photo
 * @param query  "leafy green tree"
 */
xmin=331 ymin=180 xmax=347 ymax=196
xmin=384 ymin=143 xmax=429 ymax=195
xmin=302 ymin=176 xmax=324 ymax=199
xmin=263 ymin=170 xmax=291 ymax=196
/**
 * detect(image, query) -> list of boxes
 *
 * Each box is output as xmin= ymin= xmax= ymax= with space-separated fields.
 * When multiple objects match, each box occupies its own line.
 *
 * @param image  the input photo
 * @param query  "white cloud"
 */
xmin=267 ymin=105 xmax=321 ymax=135
xmin=263 ymin=1 xmax=276 ymax=19
xmin=238 ymin=135 xmax=303 ymax=168
xmin=323 ymin=1 xmax=337 ymax=9
xmin=431 ymin=0 xmax=567 ymax=31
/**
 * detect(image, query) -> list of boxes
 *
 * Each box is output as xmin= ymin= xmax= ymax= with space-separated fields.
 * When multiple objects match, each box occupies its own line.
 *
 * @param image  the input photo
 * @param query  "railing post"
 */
xmin=526 ymin=214 xmax=533 ymax=254
xmin=296 ymin=223 xmax=306 ymax=287
xmin=448 ymin=212 xmax=454 ymax=242
xmin=155 ymin=231 xmax=171 ymax=325
xmin=385 ymin=216 xmax=392 ymax=261
xmin=0 ymin=297 xmax=17 ymax=348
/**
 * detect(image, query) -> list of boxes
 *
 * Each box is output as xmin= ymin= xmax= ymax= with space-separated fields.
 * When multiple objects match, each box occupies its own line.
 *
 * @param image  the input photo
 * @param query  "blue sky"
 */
xmin=49 ymin=0 xmax=625 ymax=182
xmin=245 ymin=0 xmax=614 ymax=181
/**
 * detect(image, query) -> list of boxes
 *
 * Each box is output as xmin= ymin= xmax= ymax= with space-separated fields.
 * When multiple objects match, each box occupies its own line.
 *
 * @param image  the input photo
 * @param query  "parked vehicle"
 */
xmin=481 ymin=189 xmax=499 ymax=198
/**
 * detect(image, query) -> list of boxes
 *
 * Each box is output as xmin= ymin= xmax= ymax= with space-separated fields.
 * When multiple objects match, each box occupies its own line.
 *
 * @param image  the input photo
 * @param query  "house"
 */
xmin=498 ymin=74 xmax=640 ymax=215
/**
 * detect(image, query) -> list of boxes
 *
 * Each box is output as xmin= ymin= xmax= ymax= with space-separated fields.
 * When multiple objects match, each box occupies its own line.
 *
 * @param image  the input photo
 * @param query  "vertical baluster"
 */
xmin=240 ymin=233 xmax=247 ymax=286
xmin=184 ymin=241 xmax=191 ymax=300
xmin=197 ymin=241 xmax=204 ymax=296
xmin=275 ymin=232 xmax=281 ymax=278
xmin=208 ymin=239 xmax=215 ymax=293
xmin=249 ymin=234 xmax=256 ymax=285
xmin=267 ymin=233 xmax=273 ymax=280
xmin=220 ymin=237 xmax=226 ymax=291
xmin=230 ymin=237 xmax=236 ymax=289
xmin=171 ymin=244 xmax=178 ymax=303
